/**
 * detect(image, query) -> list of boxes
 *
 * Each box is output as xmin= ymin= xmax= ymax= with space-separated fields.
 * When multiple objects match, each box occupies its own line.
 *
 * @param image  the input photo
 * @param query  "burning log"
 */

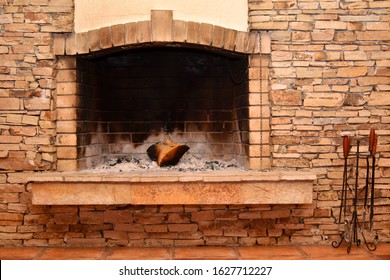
xmin=147 ymin=140 xmax=189 ymax=167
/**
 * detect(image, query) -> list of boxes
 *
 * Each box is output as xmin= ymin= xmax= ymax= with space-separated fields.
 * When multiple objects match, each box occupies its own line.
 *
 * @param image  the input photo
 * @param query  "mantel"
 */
xmin=28 ymin=171 xmax=316 ymax=205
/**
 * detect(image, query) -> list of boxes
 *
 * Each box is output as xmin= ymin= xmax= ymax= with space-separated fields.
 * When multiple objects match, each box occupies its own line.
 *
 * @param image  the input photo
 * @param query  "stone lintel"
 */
xmin=30 ymin=171 xmax=315 ymax=205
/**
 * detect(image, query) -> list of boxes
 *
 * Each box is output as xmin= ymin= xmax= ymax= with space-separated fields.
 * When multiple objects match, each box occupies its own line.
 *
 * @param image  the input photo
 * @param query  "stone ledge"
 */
xmin=29 ymin=171 xmax=316 ymax=205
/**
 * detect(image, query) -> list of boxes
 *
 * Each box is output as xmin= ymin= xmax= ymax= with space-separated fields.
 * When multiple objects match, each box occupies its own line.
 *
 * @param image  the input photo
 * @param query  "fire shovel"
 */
xmin=339 ymin=133 xmax=351 ymax=224
xmin=368 ymin=128 xmax=377 ymax=232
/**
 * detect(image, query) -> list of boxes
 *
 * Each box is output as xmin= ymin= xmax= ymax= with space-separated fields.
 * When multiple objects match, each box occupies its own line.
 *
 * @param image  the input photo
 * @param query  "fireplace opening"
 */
xmin=75 ymin=46 xmax=250 ymax=170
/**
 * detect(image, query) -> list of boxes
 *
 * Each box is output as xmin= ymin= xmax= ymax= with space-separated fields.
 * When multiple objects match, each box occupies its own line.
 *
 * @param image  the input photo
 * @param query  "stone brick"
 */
xmin=235 ymin=31 xmax=248 ymax=53
xmin=0 ymin=98 xmax=20 ymax=110
xmin=347 ymin=22 xmax=363 ymax=31
xmin=262 ymin=209 xmax=290 ymax=219
xmin=104 ymin=230 xmax=128 ymax=240
xmin=356 ymin=31 xmax=390 ymax=41
xmin=0 ymin=213 xmax=23 ymax=225
xmin=343 ymin=93 xmax=365 ymax=106
xmin=168 ymin=224 xmax=198 ymax=232
xmin=111 ymin=24 xmax=124 ymax=47
xmin=290 ymin=22 xmax=312 ymax=31
xmin=256 ymin=237 xmax=277 ymax=245
xmin=260 ymin=32 xmax=270 ymax=54
xmin=56 ymin=121 xmax=77 ymax=133
xmin=337 ymin=67 xmax=368 ymax=77
xmin=334 ymin=31 xmax=357 ymax=42
xmin=79 ymin=211 xmax=104 ymax=224
xmin=271 ymin=90 xmax=302 ymax=106
xmin=65 ymin=33 xmax=76 ymax=55
xmin=151 ymin=10 xmax=172 ymax=42
xmin=99 ymin=27 xmax=112 ymax=49
xmin=272 ymin=51 xmax=293 ymax=61
xmin=0 ymin=136 xmax=23 ymax=144
xmin=172 ymin=20 xmax=187 ymax=42
xmin=57 ymin=57 xmax=76 ymax=69
xmin=191 ymin=211 xmax=214 ymax=222
xmin=296 ymin=68 xmax=323 ymax=78
xmin=304 ymin=93 xmax=344 ymax=107
xmin=199 ymin=23 xmax=213 ymax=46
xmin=292 ymin=31 xmax=311 ymax=42
xmin=124 ymin=22 xmax=137 ymax=45
xmin=22 ymin=115 xmax=39 ymax=125
xmin=344 ymin=51 xmax=367 ymax=61
xmin=0 ymin=233 xmax=33 ymax=239
xmin=53 ymin=212 xmax=78 ymax=224
xmin=134 ymin=213 xmax=165 ymax=224
xmin=56 ymin=70 xmax=76 ymax=82
xmin=57 ymin=146 xmax=77 ymax=159
xmin=13 ymin=44 xmax=35 ymax=54
xmin=76 ymin=32 xmax=89 ymax=54
xmin=315 ymin=21 xmax=347 ymax=30
xmin=5 ymin=23 xmax=39 ymax=32
xmin=366 ymin=22 xmax=389 ymax=31
xmin=136 ymin=21 xmax=151 ymax=43
xmin=368 ymin=92 xmax=390 ymax=105
xmin=56 ymin=108 xmax=77 ymax=120
xmin=224 ymin=29 xmax=237 ymax=51
xmin=56 ymin=83 xmax=77 ymax=97
xmin=186 ymin=21 xmax=199 ymax=44
xmin=104 ymin=210 xmax=133 ymax=223
xmin=33 ymin=67 xmax=54 ymax=77
xmin=88 ymin=29 xmax=101 ymax=52
xmin=24 ymin=97 xmax=51 ymax=110
xmin=212 ymin=25 xmax=225 ymax=48
xmin=56 ymin=95 xmax=78 ymax=107
xmin=66 ymin=238 xmax=105 ymax=247
xmin=56 ymin=134 xmax=77 ymax=146
xmin=251 ymin=22 xmax=289 ymax=30
xmin=358 ymin=77 xmax=389 ymax=86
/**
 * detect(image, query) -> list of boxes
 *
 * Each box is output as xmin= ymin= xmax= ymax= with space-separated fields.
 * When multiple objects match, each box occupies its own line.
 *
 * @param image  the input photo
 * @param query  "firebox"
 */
xmin=76 ymin=46 xmax=249 ymax=169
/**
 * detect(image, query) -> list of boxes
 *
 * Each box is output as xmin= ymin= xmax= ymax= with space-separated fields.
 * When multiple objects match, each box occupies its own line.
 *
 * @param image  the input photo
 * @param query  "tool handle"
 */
xmin=343 ymin=135 xmax=351 ymax=158
xmin=372 ymin=135 xmax=378 ymax=155
xmin=369 ymin=128 xmax=377 ymax=155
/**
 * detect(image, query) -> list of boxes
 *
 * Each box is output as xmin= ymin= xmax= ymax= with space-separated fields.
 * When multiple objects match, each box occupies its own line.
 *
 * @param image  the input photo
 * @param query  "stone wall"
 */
xmin=0 ymin=0 xmax=389 ymax=247
xmin=0 ymin=0 xmax=74 ymax=245
xmin=249 ymin=0 xmax=390 ymax=243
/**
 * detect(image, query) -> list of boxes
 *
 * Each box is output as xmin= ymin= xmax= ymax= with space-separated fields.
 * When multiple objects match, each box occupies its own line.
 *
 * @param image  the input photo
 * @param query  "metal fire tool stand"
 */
xmin=332 ymin=129 xmax=378 ymax=253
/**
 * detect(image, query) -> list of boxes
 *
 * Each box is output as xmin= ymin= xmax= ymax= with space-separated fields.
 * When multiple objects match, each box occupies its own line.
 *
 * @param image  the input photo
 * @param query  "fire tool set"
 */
xmin=332 ymin=129 xmax=378 ymax=253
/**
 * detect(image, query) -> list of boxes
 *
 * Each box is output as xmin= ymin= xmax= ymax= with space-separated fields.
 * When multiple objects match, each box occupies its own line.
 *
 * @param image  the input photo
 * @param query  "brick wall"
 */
xmin=0 ymin=0 xmax=389 ymax=247
xmin=0 ymin=0 xmax=74 ymax=173
xmin=249 ymin=0 xmax=390 ymax=243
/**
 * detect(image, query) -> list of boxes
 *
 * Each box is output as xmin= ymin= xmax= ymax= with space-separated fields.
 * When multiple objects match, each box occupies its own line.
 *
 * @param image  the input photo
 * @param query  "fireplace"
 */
xmin=27 ymin=9 xmax=316 ymax=206
xmin=76 ymin=46 xmax=249 ymax=170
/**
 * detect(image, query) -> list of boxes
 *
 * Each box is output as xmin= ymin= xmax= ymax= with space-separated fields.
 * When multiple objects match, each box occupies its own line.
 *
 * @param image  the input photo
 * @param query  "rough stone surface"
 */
xmin=30 ymin=171 xmax=315 ymax=205
xmin=0 ymin=0 xmax=389 ymax=248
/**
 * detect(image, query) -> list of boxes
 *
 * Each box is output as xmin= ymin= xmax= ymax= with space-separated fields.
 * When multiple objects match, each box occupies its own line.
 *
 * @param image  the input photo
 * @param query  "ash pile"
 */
xmin=90 ymin=154 xmax=244 ymax=173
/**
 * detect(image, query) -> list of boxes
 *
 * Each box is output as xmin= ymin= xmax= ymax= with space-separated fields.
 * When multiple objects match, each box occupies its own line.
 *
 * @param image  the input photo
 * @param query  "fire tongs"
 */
xmin=332 ymin=130 xmax=377 ymax=253
xmin=362 ymin=128 xmax=377 ymax=232
xmin=338 ymin=133 xmax=351 ymax=226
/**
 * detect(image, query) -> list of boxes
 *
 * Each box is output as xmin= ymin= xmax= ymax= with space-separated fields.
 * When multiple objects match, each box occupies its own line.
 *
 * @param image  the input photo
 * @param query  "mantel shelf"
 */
xmin=29 ymin=171 xmax=316 ymax=205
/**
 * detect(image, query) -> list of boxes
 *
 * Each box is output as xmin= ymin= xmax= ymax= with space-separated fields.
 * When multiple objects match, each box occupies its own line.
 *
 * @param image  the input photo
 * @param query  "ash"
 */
xmin=89 ymin=154 xmax=245 ymax=173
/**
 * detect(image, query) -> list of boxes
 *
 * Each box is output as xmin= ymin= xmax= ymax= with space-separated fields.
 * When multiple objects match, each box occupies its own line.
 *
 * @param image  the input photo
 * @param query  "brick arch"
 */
xmin=53 ymin=10 xmax=262 ymax=56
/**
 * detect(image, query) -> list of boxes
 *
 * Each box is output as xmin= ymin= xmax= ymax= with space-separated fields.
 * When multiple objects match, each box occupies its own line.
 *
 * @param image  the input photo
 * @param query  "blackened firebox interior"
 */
xmin=76 ymin=46 xmax=249 ymax=169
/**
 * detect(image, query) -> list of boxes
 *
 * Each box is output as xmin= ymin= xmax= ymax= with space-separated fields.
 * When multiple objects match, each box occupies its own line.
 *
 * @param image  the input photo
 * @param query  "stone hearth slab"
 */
xmin=28 ymin=171 xmax=316 ymax=205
